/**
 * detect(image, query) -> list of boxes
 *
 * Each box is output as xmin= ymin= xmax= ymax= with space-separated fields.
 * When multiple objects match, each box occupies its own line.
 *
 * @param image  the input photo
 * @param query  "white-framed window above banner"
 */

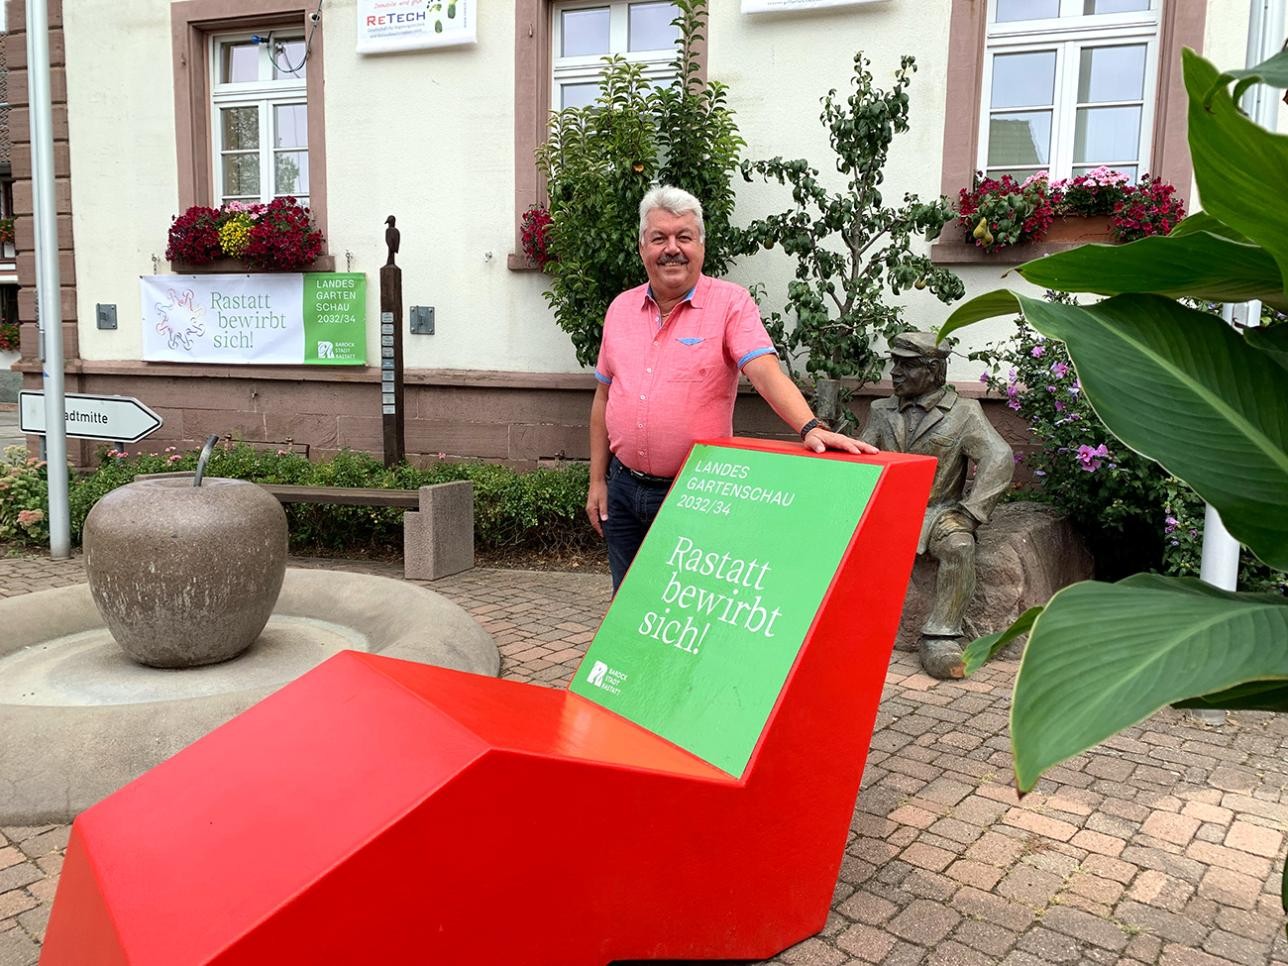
xmin=210 ymin=32 xmax=310 ymax=206
xmin=979 ymin=0 xmax=1161 ymax=184
xmin=551 ymin=0 xmax=681 ymax=111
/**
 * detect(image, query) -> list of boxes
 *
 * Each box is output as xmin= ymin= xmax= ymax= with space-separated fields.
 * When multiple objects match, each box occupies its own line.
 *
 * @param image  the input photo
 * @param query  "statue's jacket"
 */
xmin=860 ymin=386 xmax=1014 ymax=554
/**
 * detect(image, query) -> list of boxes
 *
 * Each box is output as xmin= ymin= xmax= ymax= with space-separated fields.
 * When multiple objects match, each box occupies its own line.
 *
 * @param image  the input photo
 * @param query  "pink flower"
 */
xmin=1050 ymin=361 xmax=1069 ymax=378
xmin=1076 ymin=443 xmax=1110 ymax=472
xmin=16 ymin=508 xmax=45 ymax=527
xmin=1030 ymin=345 xmax=1045 ymax=358
xmin=168 ymin=454 xmax=182 ymax=463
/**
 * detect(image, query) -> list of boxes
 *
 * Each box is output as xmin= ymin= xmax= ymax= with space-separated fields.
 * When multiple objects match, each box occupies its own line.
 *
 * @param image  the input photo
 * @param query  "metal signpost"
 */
xmin=19 ymin=391 xmax=163 ymax=444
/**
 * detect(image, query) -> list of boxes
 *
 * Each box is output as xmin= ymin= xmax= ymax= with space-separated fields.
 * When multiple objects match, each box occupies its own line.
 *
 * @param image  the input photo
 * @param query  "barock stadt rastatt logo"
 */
xmin=153 ymin=288 xmax=206 ymax=352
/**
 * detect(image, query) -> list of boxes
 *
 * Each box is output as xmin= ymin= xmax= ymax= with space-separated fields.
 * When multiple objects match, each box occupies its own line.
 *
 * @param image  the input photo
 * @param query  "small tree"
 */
xmin=535 ymin=0 xmax=744 ymax=367
xmin=740 ymin=53 xmax=964 ymax=430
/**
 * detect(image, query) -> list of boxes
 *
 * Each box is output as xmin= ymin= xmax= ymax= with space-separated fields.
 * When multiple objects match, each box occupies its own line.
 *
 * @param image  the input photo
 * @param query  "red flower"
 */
xmin=520 ymin=205 xmax=555 ymax=270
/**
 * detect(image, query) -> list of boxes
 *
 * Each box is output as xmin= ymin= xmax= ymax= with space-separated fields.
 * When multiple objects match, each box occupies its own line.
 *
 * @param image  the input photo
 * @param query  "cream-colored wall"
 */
xmin=64 ymin=0 xmax=182 ymax=362
xmin=62 ymin=0 xmax=1267 ymax=379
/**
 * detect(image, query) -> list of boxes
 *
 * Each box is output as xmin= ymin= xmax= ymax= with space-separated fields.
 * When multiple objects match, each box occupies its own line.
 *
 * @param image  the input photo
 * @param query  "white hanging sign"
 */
xmin=357 ymin=0 xmax=476 ymax=54
xmin=742 ymin=0 xmax=891 ymax=13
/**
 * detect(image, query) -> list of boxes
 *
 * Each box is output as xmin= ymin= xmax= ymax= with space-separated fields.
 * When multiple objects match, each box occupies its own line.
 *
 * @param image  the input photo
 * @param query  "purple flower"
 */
xmin=1033 ymin=469 xmax=1047 ymax=477
xmin=1050 ymin=361 xmax=1069 ymax=378
xmin=1164 ymin=515 xmax=1179 ymax=533
xmin=1007 ymin=398 xmax=1021 ymax=412
xmin=1054 ymin=401 xmax=1065 ymax=412
xmin=1007 ymin=368 xmax=1017 ymax=384
xmin=1046 ymin=385 xmax=1057 ymax=393
xmin=979 ymin=371 xmax=990 ymax=383
xmin=1030 ymin=345 xmax=1045 ymax=358
xmin=1076 ymin=443 xmax=1110 ymax=472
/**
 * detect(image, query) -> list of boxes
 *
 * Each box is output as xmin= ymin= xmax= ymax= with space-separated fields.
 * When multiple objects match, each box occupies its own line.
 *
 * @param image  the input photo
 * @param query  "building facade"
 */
xmin=2 ymin=0 xmax=1257 ymax=465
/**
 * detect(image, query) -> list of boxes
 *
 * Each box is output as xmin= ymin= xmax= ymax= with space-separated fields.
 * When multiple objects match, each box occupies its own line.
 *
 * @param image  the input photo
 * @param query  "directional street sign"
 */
xmin=19 ymin=391 xmax=163 ymax=444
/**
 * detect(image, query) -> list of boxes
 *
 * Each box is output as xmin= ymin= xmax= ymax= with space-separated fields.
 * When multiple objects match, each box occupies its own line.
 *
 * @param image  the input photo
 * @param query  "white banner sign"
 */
xmin=357 ymin=0 xmax=476 ymax=54
xmin=140 ymin=274 xmax=367 ymax=366
xmin=742 ymin=0 xmax=890 ymax=12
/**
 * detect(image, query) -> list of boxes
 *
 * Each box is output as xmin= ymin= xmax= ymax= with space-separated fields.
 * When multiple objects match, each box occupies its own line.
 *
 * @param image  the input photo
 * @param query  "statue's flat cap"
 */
xmin=890 ymin=331 xmax=950 ymax=359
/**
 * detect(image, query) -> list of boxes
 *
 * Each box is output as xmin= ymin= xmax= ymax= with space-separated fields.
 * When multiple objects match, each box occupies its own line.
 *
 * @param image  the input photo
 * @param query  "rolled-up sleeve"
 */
xmin=724 ymin=291 xmax=777 ymax=370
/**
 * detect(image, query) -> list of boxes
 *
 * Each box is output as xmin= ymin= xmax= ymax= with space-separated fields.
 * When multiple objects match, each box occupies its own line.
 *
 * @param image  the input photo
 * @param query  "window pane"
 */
xmin=219 ymin=42 xmax=259 ymax=84
xmin=222 ymin=154 xmax=261 ymax=196
xmin=274 ymin=151 xmax=309 ymax=195
xmin=1073 ymin=164 xmax=1137 ymax=183
xmin=1078 ymin=45 xmax=1146 ymax=102
xmin=988 ymin=111 xmax=1052 ymax=166
xmin=1083 ymin=0 xmax=1150 ymax=13
xmin=274 ymin=104 xmax=307 ymax=149
xmin=995 ymin=0 xmax=1059 ymax=22
xmin=561 ymin=7 xmax=610 ymax=57
xmin=561 ymin=82 xmax=600 ymax=109
xmin=220 ymin=107 xmax=259 ymax=150
xmin=628 ymin=2 xmax=679 ymax=52
xmin=991 ymin=51 xmax=1056 ymax=109
xmin=272 ymin=39 xmax=306 ymax=80
xmin=1074 ymin=105 xmax=1141 ymax=162
xmin=986 ymin=167 xmax=1046 ymax=183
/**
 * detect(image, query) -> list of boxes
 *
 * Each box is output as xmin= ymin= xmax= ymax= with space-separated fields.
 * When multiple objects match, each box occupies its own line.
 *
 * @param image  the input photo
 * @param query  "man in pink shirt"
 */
xmin=587 ymin=185 xmax=877 ymax=589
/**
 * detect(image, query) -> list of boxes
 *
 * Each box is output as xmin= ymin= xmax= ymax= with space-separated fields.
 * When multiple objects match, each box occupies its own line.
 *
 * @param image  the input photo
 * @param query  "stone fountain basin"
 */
xmin=0 ymin=568 xmax=499 ymax=823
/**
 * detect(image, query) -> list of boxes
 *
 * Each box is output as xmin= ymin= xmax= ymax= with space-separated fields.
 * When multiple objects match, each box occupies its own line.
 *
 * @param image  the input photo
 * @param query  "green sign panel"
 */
xmin=303 ymin=273 xmax=367 ymax=365
xmin=572 ymin=444 xmax=880 ymax=776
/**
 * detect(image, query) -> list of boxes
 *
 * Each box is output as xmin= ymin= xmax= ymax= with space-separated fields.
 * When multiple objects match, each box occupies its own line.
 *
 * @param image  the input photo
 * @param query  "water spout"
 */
xmin=194 ymin=435 xmax=220 ymax=487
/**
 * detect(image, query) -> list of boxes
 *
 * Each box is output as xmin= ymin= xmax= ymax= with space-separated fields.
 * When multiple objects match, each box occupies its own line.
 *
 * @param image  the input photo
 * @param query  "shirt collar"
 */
xmin=897 ymin=385 xmax=951 ymax=412
xmin=642 ymin=275 xmax=704 ymax=311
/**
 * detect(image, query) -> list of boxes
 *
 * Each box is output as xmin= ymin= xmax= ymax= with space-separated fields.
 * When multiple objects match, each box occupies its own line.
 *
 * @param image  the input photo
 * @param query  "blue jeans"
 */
xmin=604 ymin=456 xmax=671 ymax=593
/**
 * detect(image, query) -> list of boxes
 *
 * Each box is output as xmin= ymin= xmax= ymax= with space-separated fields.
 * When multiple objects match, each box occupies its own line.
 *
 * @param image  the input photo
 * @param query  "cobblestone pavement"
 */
xmin=2 ymin=552 xmax=1286 ymax=966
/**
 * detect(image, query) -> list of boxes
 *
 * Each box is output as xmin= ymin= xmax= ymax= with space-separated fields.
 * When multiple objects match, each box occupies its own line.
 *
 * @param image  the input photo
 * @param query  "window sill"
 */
xmin=169 ymin=255 xmax=337 ymax=274
xmin=932 ymin=217 xmax=1117 ymax=266
xmin=507 ymin=252 xmax=540 ymax=272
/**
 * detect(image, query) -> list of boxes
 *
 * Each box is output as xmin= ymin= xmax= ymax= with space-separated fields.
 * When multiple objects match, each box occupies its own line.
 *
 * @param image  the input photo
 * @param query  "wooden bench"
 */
xmin=136 ymin=475 xmax=473 ymax=581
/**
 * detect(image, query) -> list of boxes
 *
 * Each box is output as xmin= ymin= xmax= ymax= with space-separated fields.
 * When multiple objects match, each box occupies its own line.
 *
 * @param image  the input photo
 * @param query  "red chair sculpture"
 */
xmin=42 ymin=440 xmax=933 ymax=965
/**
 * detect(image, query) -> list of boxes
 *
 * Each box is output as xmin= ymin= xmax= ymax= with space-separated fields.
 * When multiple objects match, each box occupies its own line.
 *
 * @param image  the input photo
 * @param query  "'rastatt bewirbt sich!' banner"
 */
xmin=140 ymin=273 xmax=366 ymax=366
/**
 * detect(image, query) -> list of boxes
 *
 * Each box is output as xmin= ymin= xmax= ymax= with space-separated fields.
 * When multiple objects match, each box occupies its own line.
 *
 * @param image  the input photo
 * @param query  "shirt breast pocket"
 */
xmin=670 ymin=337 xmax=714 ymax=383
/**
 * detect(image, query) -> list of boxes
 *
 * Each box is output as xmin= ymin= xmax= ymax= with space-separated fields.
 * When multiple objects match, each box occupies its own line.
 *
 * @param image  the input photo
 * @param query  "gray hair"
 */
xmin=639 ymin=185 xmax=705 ymax=243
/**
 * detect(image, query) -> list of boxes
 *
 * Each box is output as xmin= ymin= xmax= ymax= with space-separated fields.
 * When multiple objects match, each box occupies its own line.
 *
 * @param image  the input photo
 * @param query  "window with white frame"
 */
xmin=980 ymin=0 xmax=1161 ymax=184
xmin=210 ymin=33 xmax=309 ymax=206
xmin=551 ymin=1 xmax=681 ymax=111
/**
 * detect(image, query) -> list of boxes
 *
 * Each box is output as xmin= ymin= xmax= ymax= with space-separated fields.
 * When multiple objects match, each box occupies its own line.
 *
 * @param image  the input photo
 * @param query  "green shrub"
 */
xmin=0 ymin=443 xmax=596 ymax=557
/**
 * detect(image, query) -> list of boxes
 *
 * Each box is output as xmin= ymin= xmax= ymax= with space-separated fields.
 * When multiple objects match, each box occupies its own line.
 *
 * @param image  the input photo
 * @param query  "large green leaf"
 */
xmin=940 ymin=290 xmax=1021 ymax=341
xmin=962 ymin=606 xmax=1042 ymax=676
xmin=1205 ymin=48 xmax=1288 ymax=106
xmin=1247 ymin=324 xmax=1288 ymax=374
xmin=1169 ymin=211 xmax=1249 ymax=243
xmin=1185 ymin=50 xmax=1288 ymax=290
xmin=946 ymin=292 xmax=1288 ymax=570
xmin=1010 ymin=574 xmax=1288 ymax=791
xmin=1013 ymin=232 xmax=1288 ymax=311
xmin=1174 ymin=680 xmax=1288 ymax=713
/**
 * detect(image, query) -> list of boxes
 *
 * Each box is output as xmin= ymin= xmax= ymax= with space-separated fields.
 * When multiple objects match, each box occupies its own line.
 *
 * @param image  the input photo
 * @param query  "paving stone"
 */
xmin=1224 ymin=821 xmax=1283 ymax=859
xmin=886 ymin=898 xmax=960 ymax=947
xmin=1158 ymin=944 xmax=1245 ymax=965
xmin=1198 ymin=867 xmax=1266 ymax=911
xmin=1114 ymin=899 xmax=1209 ymax=946
xmin=0 ymin=926 xmax=39 ymax=966
xmin=1142 ymin=812 xmax=1203 ymax=847
xmin=945 ymin=859 xmax=1003 ymax=891
xmin=924 ymin=939 xmax=994 ymax=966
xmin=1016 ymin=925 xmax=1086 ymax=962
xmin=836 ymin=890 xmax=897 ymax=925
xmin=1039 ymin=905 xmax=1130 ymax=951
xmin=1127 ymin=869 xmax=1194 ymax=912
xmin=1204 ymin=927 xmax=1279 ymax=966
xmin=951 ymin=886 xmax=1036 ymax=932
xmin=835 ymin=923 xmax=896 ymax=963
xmin=952 ymin=918 xmax=1018 ymax=958
xmin=779 ymin=936 xmax=848 ymax=966
xmin=997 ymin=864 xmax=1065 ymax=907
xmin=1002 ymin=808 xmax=1079 ymax=842
xmin=900 ymin=842 xmax=955 ymax=874
xmin=1064 ymin=871 xmax=1126 ymax=906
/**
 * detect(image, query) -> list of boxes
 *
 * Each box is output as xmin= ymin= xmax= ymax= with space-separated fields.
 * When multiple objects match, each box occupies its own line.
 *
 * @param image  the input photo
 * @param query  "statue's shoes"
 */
xmin=919 ymin=636 xmax=965 ymax=680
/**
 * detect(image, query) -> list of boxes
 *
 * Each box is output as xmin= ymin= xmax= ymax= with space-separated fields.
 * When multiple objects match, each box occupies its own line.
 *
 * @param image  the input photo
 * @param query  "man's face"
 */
xmin=891 ymin=356 xmax=939 ymax=399
xmin=639 ymin=209 xmax=704 ymax=302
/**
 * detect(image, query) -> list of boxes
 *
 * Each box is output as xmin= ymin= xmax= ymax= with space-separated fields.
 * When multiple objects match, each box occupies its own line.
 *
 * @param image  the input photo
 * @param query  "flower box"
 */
xmin=1043 ymin=214 xmax=1113 ymax=245
xmin=169 ymin=254 xmax=336 ymax=275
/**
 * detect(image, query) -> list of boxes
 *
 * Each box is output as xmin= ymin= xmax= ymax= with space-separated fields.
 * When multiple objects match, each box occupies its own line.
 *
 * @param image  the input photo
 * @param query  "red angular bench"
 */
xmin=42 ymin=439 xmax=932 ymax=965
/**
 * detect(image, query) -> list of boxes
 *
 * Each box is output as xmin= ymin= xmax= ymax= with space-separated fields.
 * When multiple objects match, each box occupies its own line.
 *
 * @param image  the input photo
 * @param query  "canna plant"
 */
xmin=944 ymin=48 xmax=1288 ymax=914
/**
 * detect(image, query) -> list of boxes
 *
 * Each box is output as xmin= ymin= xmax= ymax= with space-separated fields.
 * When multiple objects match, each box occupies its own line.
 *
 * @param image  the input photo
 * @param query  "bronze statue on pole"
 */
xmin=860 ymin=332 xmax=1014 ymax=679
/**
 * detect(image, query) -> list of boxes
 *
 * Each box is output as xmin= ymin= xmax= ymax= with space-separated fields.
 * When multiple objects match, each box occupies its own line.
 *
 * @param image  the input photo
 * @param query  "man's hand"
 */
xmin=804 ymin=427 xmax=879 ymax=455
xmin=586 ymin=478 xmax=609 ymax=537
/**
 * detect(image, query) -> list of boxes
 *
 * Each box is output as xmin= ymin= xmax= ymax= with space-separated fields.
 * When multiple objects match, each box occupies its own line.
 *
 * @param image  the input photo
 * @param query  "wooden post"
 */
xmin=379 ymin=263 xmax=405 ymax=467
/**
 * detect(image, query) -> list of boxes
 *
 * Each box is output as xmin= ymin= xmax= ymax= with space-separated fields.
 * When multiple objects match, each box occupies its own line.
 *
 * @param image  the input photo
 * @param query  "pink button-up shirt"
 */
xmin=594 ymin=274 xmax=777 ymax=478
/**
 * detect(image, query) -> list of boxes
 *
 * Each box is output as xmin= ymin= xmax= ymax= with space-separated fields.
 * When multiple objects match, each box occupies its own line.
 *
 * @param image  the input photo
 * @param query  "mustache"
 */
xmin=657 ymin=255 xmax=688 ymax=265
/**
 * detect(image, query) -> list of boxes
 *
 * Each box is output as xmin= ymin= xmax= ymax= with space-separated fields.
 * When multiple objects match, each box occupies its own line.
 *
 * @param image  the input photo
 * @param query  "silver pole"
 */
xmin=25 ymin=0 xmax=69 ymax=559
